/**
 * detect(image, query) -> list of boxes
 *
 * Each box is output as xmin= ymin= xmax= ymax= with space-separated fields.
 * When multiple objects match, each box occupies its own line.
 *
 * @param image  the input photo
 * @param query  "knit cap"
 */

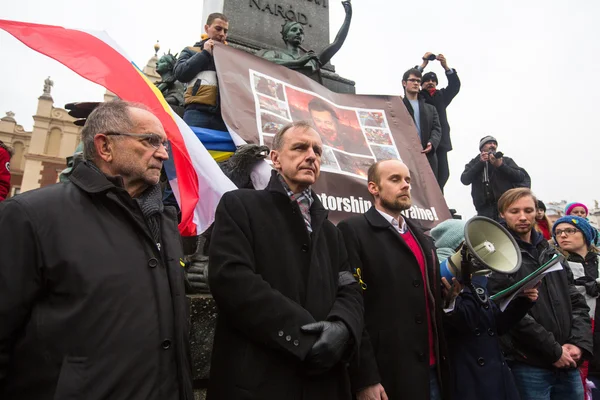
xmin=537 ymin=200 xmax=546 ymax=211
xmin=431 ymin=219 xmax=467 ymax=262
xmin=552 ymin=215 xmax=597 ymax=246
xmin=422 ymin=72 xmax=438 ymax=84
xmin=479 ymin=135 xmax=497 ymax=151
xmin=565 ymin=202 xmax=589 ymax=217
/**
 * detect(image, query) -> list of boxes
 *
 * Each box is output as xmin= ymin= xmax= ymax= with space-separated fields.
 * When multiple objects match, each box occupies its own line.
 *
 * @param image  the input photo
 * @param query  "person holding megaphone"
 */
xmin=431 ymin=218 xmax=538 ymax=400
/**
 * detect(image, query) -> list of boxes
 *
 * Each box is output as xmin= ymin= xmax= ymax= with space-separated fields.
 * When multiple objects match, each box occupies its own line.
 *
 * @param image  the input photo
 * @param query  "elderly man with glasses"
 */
xmin=0 ymin=101 xmax=193 ymax=400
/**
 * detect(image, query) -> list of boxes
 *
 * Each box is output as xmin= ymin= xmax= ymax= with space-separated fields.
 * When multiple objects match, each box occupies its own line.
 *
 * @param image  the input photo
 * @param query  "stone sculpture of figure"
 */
xmin=258 ymin=0 xmax=352 ymax=83
xmin=43 ymin=76 xmax=54 ymax=97
xmin=155 ymin=53 xmax=185 ymax=117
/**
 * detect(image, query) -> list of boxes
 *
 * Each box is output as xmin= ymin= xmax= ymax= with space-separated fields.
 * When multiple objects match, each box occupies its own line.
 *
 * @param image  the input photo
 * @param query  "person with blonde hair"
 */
xmin=488 ymin=188 xmax=592 ymax=400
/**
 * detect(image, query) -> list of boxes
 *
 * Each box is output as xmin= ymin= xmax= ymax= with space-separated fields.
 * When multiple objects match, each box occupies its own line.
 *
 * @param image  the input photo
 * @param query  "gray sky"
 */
xmin=1 ymin=0 xmax=599 ymax=218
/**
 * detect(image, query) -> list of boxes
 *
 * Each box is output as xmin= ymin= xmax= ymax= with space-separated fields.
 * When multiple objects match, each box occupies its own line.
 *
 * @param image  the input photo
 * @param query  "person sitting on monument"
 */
xmin=258 ymin=1 xmax=352 ymax=83
xmin=174 ymin=12 xmax=229 ymax=131
xmin=308 ymin=98 xmax=368 ymax=154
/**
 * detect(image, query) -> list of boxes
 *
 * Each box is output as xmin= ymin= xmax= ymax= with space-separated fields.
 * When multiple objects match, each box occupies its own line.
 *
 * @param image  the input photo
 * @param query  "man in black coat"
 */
xmin=416 ymin=52 xmax=461 ymax=192
xmin=0 ymin=101 xmax=193 ymax=400
xmin=402 ymin=68 xmax=442 ymax=183
xmin=338 ymin=160 xmax=451 ymax=400
xmin=488 ymin=188 xmax=593 ymax=400
xmin=461 ymin=135 xmax=530 ymax=221
xmin=207 ymin=121 xmax=363 ymax=400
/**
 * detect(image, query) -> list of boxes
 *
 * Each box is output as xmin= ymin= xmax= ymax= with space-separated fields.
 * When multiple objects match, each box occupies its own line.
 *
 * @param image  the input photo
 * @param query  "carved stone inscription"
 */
xmin=223 ymin=0 xmax=331 ymax=53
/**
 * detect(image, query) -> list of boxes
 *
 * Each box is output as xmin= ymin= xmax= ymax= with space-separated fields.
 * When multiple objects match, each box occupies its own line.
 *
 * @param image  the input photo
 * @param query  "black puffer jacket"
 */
xmin=488 ymin=229 xmax=593 ymax=369
xmin=460 ymin=155 xmax=530 ymax=212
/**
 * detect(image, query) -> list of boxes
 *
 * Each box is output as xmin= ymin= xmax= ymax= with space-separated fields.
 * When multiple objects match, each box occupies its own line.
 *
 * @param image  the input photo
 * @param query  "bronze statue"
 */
xmin=155 ymin=53 xmax=185 ymax=117
xmin=258 ymin=0 xmax=352 ymax=83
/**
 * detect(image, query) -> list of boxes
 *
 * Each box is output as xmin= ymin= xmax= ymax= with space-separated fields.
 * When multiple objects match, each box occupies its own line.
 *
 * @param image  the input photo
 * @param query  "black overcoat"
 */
xmin=338 ymin=208 xmax=452 ymax=400
xmin=0 ymin=162 xmax=193 ymax=400
xmin=207 ymin=172 xmax=364 ymax=400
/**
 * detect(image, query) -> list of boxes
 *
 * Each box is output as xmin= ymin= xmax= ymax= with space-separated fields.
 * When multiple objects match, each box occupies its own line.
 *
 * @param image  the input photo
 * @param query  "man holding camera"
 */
xmin=416 ymin=52 xmax=461 ymax=192
xmin=460 ymin=136 xmax=530 ymax=221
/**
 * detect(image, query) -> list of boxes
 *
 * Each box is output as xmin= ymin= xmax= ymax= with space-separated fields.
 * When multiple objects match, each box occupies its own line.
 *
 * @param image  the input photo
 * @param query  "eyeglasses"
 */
xmin=407 ymin=78 xmax=422 ymax=83
xmin=105 ymin=132 xmax=169 ymax=151
xmin=555 ymin=228 xmax=580 ymax=237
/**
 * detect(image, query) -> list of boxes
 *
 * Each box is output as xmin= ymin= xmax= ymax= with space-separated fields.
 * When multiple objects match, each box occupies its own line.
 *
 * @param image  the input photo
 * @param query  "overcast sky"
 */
xmin=1 ymin=0 xmax=598 ymax=218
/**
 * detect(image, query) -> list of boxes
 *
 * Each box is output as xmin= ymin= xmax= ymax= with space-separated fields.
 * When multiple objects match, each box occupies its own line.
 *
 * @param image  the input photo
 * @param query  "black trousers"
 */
xmin=477 ymin=203 xmax=500 ymax=221
xmin=427 ymin=152 xmax=438 ymax=182
xmin=437 ymin=150 xmax=450 ymax=192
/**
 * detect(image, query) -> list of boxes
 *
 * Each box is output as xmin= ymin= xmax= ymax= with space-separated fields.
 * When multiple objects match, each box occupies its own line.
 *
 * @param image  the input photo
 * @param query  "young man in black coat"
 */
xmin=338 ymin=160 xmax=451 ymax=400
xmin=488 ymin=188 xmax=593 ymax=400
xmin=401 ymin=68 xmax=442 ymax=183
xmin=208 ymin=121 xmax=363 ymax=400
xmin=0 ymin=101 xmax=193 ymax=400
xmin=416 ymin=52 xmax=461 ymax=192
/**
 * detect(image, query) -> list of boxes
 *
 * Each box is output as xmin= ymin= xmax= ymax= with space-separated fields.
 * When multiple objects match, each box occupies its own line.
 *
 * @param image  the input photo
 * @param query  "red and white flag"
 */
xmin=0 ymin=19 xmax=236 ymax=236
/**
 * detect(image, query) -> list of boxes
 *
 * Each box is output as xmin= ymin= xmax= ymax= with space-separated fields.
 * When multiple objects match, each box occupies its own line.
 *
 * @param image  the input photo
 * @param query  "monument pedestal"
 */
xmin=204 ymin=0 xmax=356 ymax=94
xmin=189 ymin=294 xmax=218 ymax=400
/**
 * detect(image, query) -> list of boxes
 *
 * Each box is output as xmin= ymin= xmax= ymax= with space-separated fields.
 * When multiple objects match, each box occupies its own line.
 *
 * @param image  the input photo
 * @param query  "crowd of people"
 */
xmin=1 ymin=12 xmax=600 ymax=400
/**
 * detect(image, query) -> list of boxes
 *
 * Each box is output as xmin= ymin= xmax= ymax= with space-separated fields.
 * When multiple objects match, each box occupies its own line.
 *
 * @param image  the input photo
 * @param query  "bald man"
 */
xmin=338 ymin=160 xmax=451 ymax=400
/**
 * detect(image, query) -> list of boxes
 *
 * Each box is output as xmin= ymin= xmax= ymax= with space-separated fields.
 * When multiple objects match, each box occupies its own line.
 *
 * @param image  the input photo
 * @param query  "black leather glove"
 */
xmin=300 ymin=320 xmax=350 ymax=375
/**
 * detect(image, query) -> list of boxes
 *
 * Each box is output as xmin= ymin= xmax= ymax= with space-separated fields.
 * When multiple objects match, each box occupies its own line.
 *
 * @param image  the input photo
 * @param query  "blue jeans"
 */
xmin=510 ymin=362 xmax=584 ymax=400
xmin=183 ymin=108 xmax=227 ymax=131
xmin=430 ymin=366 xmax=442 ymax=400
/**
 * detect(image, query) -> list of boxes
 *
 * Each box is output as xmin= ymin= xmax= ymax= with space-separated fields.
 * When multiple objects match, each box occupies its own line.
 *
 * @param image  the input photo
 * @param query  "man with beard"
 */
xmin=416 ymin=52 xmax=460 ymax=192
xmin=207 ymin=121 xmax=363 ymax=400
xmin=402 ymin=69 xmax=442 ymax=182
xmin=488 ymin=188 xmax=593 ymax=400
xmin=308 ymin=98 xmax=367 ymax=154
xmin=338 ymin=160 xmax=451 ymax=400
xmin=175 ymin=13 xmax=229 ymax=130
xmin=461 ymin=136 xmax=530 ymax=221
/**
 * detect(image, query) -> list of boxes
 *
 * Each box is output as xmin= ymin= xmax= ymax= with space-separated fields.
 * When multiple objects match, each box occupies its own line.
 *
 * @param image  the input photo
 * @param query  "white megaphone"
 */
xmin=439 ymin=216 xmax=522 ymax=282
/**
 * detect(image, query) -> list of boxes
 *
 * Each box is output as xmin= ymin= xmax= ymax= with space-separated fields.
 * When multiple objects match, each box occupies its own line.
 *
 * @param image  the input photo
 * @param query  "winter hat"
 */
xmin=552 ymin=215 xmax=597 ymax=246
xmin=479 ymin=135 xmax=497 ymax=151
xmin=422 ymin=72 xmax=438 ymax=84
xmin=537 ymin=200 xmax=546 ymax=212
xmin=565 ymin=202 xmax=589 ymax=217
xmin=431 ymin=219 xmax=467 ymax=262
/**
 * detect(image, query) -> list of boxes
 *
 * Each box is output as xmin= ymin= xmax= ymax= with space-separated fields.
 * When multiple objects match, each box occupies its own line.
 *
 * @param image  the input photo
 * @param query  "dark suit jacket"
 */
xmin=207 ymin=171 xmax=364 ymax=400
xmin=338 ymin=207 xmax=451 ymax=400
xmin=403 ymin=96 xmax=442 ymax=152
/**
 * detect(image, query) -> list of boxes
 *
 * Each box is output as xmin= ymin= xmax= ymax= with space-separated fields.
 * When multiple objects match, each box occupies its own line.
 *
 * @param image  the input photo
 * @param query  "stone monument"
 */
xmin=202 ymin=0 xmax=356 ymax=93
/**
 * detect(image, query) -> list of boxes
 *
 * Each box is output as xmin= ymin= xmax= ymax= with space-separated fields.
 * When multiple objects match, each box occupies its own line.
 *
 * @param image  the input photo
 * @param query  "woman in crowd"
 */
xmin=566 ymin=202 xmax=590 ymax=218
xmin=553 ymin=215 xmax=600 ymax=399
xmin=431 ymin=219 xmax=538 ymax=400
xmin=536 ymin=200 xmax=552 ymax=240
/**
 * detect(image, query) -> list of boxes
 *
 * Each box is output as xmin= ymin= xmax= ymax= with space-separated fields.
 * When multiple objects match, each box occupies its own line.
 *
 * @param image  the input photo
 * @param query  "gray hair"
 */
xmin=272 ymin=121 xmax=314 ymax=151
xmin=81 ymin=101 xmax=150 ymax=161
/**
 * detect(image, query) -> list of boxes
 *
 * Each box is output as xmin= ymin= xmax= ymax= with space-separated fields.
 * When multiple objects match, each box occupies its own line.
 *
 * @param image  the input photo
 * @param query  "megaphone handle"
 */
xmin=460 ymin=248 xmax=488 ymax=306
